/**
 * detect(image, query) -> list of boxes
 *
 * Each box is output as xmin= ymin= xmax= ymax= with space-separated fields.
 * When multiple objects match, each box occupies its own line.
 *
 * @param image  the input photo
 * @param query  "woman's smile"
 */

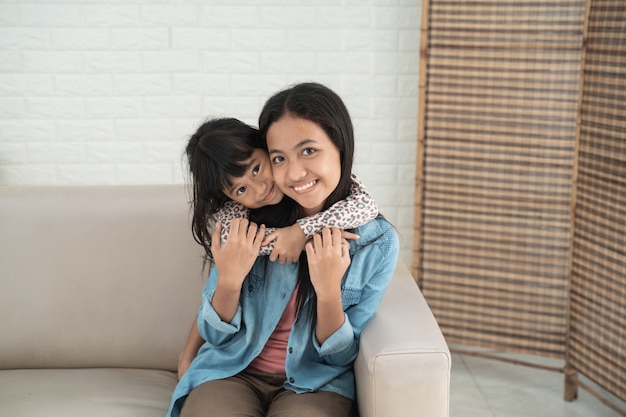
xmin=293 ymin=180 xmax=317 ymax=193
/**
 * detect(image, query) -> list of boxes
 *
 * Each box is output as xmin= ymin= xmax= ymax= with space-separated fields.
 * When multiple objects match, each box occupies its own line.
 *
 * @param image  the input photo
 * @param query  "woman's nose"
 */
xmin=287 ymin=161 xmax=307 ymax=182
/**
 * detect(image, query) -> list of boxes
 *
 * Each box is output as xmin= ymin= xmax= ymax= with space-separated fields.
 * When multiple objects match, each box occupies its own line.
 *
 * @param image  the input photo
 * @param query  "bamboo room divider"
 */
xmin=566 ymin=0 xmax=626 ymax=408
xmin=413 ymin=0 xmax=625 ymax=413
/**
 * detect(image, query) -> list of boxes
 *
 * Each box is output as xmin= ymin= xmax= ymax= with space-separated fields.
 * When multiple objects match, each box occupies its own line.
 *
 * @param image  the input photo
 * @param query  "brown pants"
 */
xmin=180 ymin=367 xmax=354 ymax=417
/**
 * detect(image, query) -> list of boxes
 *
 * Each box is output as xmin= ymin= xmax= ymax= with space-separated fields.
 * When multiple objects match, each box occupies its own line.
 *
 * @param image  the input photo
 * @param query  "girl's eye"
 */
xmin=272 ymin=156 xmax=284 ymax=164
xmin=303 ymin=148 xmax=316 ymax=156
xmin=252 ymin=165 xmax=260 ymax=176
xmin=236 ymin=186 xmax=246 ymax=196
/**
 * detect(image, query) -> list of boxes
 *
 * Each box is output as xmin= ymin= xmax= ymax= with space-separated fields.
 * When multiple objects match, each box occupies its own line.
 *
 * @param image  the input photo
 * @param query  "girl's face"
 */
xmin=223 ymin=148 xmax=284 ymax=209
xmin=266 ymin=114 xmax=341 ymax=217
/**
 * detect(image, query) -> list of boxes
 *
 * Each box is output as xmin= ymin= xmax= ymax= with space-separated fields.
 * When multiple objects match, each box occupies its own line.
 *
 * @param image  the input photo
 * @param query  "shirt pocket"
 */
xmin=341 ymin=287 xmax=362 ymax=310
xmin=243 ymin=273 xmax=264 ymax=296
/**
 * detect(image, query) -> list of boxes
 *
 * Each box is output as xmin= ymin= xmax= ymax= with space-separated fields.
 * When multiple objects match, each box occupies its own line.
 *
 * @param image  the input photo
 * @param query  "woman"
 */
xmin=177 ymin=117 xmax=378 ymax=378
xmin=168 ymin=82 xmax=399 ymax=417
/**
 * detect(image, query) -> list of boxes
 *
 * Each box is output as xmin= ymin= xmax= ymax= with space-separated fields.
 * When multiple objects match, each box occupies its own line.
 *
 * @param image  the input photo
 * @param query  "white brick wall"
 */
xmin=0 ymin=0 xmax=421 ymax=266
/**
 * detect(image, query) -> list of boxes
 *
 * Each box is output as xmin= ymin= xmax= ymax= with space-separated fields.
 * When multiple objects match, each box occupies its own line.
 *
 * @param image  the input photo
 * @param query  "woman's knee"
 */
xmin=180 ymin=378 xmax=264 ymax=417
xmin=267 ymin=390 xmax=354 ymax=417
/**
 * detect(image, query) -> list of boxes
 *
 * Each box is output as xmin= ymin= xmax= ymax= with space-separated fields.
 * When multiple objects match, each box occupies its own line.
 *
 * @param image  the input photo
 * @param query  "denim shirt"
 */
xmin=167 ymin=217 xmax=399 ymax=417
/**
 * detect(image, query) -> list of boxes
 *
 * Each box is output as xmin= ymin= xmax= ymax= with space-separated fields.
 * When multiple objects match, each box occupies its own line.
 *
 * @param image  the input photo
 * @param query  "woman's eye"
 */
xmin=303 ymin=148 xmax=316 ymax=156
xmin=272 ymin=156 xmax=284 ymax=164
xmin=236 ymin=186 xmax=246 ymax=196
xmin=252 ymin=165 xmax=260 ymax=176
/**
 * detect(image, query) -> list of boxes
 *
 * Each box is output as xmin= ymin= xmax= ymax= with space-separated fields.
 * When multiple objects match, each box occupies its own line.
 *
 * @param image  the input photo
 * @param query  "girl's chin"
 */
xmin=270 ymin=194 xmax=284 ymax=205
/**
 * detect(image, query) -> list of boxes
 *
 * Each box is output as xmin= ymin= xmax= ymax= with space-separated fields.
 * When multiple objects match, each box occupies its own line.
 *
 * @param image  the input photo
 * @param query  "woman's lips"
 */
xmin=293 ymin=180 xmax=317 ymax=193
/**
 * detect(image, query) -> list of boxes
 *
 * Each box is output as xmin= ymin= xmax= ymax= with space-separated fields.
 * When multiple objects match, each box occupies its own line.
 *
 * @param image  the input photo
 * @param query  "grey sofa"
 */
xmin=0 ymin=185 xmax=450 ymax=417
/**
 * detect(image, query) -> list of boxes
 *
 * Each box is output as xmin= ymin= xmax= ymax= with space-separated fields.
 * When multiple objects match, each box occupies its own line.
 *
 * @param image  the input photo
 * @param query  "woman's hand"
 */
xmin=212 ymin=219 xmax=265 ymax=289
xmin=211 ymin=218 xmax=265 ymax=322
xmin=306 ymin=227 xmax=351 ymax=344
xmin=305 ymin=227 xmax=351 ymax=300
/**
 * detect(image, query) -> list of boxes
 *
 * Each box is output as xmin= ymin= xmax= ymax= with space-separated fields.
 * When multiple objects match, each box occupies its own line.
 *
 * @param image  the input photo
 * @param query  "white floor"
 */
xmin=450 ymin=345 xmax=625 ymax=417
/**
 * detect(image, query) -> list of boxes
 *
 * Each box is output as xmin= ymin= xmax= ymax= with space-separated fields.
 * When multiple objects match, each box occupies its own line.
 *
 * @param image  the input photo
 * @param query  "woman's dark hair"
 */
xmin=186 ymin=117 xmax=262 ymax=264
xmin=256 ymin=82 xmax=356 ymax=319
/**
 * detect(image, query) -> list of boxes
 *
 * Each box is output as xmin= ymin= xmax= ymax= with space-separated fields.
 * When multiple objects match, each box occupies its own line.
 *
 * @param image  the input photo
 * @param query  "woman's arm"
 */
xmin=305 ymin=228 xmax=351 ymax=345
xmin=312 ymin=221 xmax=400 ymax=365
xmin=210 ymin=219 xmax=265 ymax=323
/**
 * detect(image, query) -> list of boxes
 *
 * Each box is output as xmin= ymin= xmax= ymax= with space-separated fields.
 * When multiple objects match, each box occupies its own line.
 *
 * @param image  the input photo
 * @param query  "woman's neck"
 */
xmin=300 ymin=203 xmax=324 ymax=217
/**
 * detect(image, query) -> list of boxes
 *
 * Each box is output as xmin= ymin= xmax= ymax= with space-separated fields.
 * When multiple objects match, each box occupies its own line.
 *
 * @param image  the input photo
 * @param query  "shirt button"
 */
xmin=289 ymin=377 xmax=295 ymax=383
xmin=248 ymin=285 xmax=253 ymax=292
xmin=288 ymin=347 xmax=293 ymax=354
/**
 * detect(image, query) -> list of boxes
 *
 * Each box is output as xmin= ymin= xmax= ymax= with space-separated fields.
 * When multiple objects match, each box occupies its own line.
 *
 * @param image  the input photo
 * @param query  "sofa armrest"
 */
xmin=355 ymin=262 xmax=450 ymax=417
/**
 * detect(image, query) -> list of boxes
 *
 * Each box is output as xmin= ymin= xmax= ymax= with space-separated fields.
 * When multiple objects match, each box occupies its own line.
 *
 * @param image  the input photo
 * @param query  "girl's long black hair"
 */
xmin=256 ymin=82 xmax=356 ymax=320
xmin=186 ymin=117 xmax=263 ymax=266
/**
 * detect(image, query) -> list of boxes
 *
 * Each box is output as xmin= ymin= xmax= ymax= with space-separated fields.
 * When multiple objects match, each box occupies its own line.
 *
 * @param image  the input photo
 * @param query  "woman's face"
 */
xmin=266 ymin=114 xmax=341 ymax=216
xmin=223 ymin=148 xmax=284 ymax=209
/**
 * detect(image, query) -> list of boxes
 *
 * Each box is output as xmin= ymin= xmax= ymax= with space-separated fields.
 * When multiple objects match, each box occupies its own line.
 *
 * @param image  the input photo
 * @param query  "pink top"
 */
xmin=249 ymin=289 xmax=298 ymax=374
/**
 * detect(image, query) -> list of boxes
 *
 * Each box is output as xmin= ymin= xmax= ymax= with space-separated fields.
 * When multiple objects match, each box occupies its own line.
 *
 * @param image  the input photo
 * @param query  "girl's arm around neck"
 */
xmin=296 ymin=174 xmax=378 ymax=239
xmin=259 ymin=174 xmax=375 ymax=264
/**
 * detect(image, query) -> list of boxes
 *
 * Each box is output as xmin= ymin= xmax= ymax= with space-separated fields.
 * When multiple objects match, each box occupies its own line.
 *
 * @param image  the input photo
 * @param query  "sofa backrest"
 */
xmin=0 ymin=185 xmax=206 ymax=372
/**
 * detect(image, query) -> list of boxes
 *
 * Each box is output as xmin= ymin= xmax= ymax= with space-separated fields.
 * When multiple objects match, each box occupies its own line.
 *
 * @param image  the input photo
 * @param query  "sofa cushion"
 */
xmin=0 ymin=368 xmax=178 ymax=417
xmin=0 ymin=185 xmax=205 ymax=371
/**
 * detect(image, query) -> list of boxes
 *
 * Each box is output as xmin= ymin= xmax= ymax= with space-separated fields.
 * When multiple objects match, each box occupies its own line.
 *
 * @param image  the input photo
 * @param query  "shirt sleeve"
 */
xmin=296 ymin=173 xmax=379 ymax=238
xmin=216 ymin=200 xmax=249 ymax=246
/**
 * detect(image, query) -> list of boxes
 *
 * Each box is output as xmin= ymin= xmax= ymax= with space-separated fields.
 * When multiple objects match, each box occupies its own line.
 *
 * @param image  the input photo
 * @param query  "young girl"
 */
xmin=177 ymin=117 xmax=379 ymax=378
xmin=168 ymin=83 xmax=399 ymax=417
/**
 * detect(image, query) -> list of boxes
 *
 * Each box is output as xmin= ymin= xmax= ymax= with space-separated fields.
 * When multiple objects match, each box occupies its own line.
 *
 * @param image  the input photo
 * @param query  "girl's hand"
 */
xmin=305 ymin=227 xmax=351 ymax=300
xmin=177 ymin=351 xmax=193 ymax=380
xmin=263 ymin=224 xmax=306 ymax=264
xmin=211 ymin=219 xmax=265 ymax=291
xmin=263 ymin=225 xmax=359 ymax=264
xmin=177 ymin=316 xmax=203 ymax=380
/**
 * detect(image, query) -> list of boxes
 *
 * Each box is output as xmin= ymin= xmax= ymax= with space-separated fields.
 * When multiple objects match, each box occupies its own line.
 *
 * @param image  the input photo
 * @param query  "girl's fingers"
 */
xmin=340 ymin=231 xmax=359 ymax=241
xmin=331 ymin=227 xmax=341 ymax=247
xmin=236 ymin=218 xmax=248 ymax=236
xmin=321 ymin=227 xmax=332 ymax=248
xmin=253 ymin=225 xmax=266 ymax=246
xmin=246 ymin=221 xmax=258 ymax=238
xmin=341 ymin=239 xmax=350 ymax=257
xmin=305 ymin=240 xmax=315 ymax=257
xmin=308 ymin=234 xmax=322 ymax=255
xmin=313 ymin=232 xmax=322 ymax=250
xmin=230 ymin=218 xmax=240 ymax=235
xmin=262 ymin=230 xmax=277 ymax=246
